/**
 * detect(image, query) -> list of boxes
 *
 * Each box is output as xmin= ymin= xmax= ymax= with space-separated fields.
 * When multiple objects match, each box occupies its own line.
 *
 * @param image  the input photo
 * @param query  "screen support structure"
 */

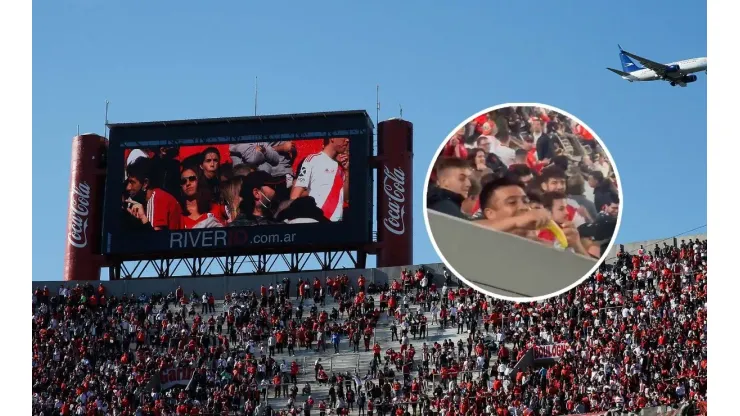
xmin=108 ymin=250 xmax=367 ymax=280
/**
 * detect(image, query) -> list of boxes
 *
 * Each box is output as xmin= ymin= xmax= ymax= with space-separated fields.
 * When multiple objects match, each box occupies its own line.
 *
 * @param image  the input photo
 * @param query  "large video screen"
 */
xmin=102 ymin=111 xmax=373 ymax=256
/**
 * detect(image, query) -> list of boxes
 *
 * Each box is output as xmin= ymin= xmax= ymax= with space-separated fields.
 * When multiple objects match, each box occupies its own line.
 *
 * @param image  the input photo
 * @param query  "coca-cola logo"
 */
xmin=382 ymin=166 xmax=407 ymax=236
xmin=67 ymin=181 xmax=91 ymax=249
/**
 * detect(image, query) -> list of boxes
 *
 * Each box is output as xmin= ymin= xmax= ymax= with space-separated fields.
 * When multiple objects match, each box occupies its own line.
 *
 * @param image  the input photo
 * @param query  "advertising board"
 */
xmin=102 ymin=111 xmax=373 ymax=257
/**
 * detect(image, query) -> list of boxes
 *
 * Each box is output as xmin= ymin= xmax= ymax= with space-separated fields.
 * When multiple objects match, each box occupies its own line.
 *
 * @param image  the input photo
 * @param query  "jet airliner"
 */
xmin=607 ymin=45 xmax=707 ymax=87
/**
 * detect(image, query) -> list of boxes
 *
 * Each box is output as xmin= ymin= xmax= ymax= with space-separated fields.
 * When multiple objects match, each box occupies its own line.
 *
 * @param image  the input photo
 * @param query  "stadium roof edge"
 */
xmin=107 ymin=110 xmax=373 ymax=129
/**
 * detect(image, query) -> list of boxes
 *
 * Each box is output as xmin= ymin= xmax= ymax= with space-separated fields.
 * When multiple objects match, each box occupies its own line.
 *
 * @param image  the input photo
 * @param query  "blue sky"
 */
xmin=33 ymin=0 xmax=706 ymax=281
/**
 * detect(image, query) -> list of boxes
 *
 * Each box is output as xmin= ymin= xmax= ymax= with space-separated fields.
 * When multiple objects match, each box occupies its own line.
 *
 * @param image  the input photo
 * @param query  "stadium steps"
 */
xmin=136 ymin=293 xmax=496 ymax=410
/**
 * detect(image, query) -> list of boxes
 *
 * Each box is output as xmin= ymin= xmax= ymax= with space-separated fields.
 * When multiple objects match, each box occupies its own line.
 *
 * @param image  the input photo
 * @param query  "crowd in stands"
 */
xmin=427 ymin=106 xmax=620 ymax=259
xmin=122 ymin=138 xmax=349 ymax=231
xmin=32 ymin=238 xmax=706 ymax=416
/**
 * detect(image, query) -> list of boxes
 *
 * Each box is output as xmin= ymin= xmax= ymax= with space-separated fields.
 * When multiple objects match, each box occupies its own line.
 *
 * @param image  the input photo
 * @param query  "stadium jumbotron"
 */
xmin=31 ymin=235 xmax=706 ymax=416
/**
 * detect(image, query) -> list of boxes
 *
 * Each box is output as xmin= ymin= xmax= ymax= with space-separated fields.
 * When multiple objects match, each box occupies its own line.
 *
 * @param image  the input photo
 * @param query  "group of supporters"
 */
xmin=31 ymin=238 xmax=705 ymax=416
xmin=420 ymin=238 xmax=706 ymax=416
xmin=427 ymin=107 xmax=620 ymax=258
xmin=122 ymin=138 xmax=350 ymax=231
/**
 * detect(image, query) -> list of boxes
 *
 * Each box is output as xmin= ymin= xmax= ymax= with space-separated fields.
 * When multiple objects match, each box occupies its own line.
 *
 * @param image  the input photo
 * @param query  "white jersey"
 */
xmin=490 ymin=139 xmax=516 ymax=167
xmin=295 ymin=151 xmax=345 ymax=221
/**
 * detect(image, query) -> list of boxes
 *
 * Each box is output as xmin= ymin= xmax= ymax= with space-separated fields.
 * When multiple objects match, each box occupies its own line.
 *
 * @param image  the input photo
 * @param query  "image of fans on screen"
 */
xmin=120 ymin=138 xmax=350 ymax=231
xmin=426 ymin=105 xmax=620 ymax=259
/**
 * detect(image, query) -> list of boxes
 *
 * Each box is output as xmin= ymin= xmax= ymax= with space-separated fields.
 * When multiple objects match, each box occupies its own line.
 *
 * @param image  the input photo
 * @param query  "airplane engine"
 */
xmin=665 ymin=64 xmax=680 ymax=73
xmin=681 ymin=75 xmax=698 ymax=83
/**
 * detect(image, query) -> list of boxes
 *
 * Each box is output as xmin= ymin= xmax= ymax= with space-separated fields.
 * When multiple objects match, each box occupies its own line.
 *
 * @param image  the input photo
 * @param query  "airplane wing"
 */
xmin=606 ymin=67 xmax=631 ymax=77
xmin=621 ymin=50 xmax=673 ymax=77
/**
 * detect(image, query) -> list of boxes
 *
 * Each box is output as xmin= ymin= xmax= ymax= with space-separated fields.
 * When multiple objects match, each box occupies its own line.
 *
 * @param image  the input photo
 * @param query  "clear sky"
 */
xmin=32 ymin=0 xmax=707 ymax=281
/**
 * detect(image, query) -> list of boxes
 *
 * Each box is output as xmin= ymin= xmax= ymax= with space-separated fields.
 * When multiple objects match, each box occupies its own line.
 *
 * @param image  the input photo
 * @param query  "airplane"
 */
xmin=606 ymin=45 xmax=707 ymax=87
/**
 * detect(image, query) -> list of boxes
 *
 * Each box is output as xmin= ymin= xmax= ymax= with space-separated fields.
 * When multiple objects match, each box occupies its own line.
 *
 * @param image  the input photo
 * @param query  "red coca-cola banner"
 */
xmin=63 ymin=134 xmax=106 ymax=281
xmin=376 ymin=119 xmax=413 ymax=267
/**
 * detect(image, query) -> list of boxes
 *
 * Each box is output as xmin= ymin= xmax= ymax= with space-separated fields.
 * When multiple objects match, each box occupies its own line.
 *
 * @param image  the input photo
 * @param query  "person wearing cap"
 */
xmin=229 ymin=171 xmax=281 ymax=227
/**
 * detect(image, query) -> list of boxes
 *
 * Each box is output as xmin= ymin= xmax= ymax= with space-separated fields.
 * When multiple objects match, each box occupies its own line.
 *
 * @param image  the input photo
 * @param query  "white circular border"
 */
xmin=423 ymin=102 xmax=625 ymax=303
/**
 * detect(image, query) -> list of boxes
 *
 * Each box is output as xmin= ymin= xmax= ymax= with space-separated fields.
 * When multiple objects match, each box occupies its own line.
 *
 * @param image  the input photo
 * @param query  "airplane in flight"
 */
xmin=607 ymin=45 xmax=707 ymax=87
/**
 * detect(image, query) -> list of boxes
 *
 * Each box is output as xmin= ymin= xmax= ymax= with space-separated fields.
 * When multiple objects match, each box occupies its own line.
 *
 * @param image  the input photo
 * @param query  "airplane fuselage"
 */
xmin=622 ymin=57 xmax=707 ymax=82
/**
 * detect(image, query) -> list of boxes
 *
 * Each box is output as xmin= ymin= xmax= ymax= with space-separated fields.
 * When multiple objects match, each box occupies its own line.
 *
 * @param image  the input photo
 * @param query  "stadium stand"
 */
xmin=31 ymin=236 xmax=706 ymax=416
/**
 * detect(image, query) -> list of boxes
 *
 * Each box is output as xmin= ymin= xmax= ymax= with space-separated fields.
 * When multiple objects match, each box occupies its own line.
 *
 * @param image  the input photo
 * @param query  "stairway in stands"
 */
xmin=154 ymin=291 xmax=479 ymax=413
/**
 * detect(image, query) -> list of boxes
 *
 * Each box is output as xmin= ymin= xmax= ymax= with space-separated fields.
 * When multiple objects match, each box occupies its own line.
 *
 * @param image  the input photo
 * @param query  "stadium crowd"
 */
xmin=122 ymin=138 xmax=350 ymax=231
xmin=32 ymin=238 xmax=706 ymax=416
xmin=427 ymin=106 xmax=620 ymax=259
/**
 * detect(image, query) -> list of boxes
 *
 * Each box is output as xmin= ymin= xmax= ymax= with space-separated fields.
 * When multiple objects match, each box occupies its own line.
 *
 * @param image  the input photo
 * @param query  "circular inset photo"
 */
xmin=424 ymin=103 xmax=622 ymax=301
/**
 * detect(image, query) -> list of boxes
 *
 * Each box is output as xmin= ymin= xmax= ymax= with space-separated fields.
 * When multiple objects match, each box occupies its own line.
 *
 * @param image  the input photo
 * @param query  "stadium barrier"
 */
xmin=426 ymin=210 xmax=597 ymax=298
xmin=33 ymin=263 xmax=448 ymax=298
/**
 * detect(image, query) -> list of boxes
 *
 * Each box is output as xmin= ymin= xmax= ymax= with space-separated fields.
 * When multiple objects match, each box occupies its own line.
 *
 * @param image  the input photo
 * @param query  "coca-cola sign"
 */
xmin=67 ymin=181 xmax=91 ymax=249
xmin=382 ymin=165 xmax=407 ymax=236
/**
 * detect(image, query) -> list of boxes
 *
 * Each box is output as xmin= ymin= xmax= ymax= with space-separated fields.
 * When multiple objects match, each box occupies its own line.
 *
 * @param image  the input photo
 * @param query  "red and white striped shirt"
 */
xmin=295 ymin=151 xmax=345 ymax=221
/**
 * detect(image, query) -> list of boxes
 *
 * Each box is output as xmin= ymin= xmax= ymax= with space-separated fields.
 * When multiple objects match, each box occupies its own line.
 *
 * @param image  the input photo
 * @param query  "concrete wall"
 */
xmin=33 ymin=263 xmax=448 ymax=298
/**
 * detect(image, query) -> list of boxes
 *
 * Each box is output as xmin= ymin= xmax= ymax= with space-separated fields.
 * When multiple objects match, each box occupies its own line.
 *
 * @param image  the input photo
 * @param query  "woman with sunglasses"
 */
xmin=179 ymin=167 xmax=225 ymax=229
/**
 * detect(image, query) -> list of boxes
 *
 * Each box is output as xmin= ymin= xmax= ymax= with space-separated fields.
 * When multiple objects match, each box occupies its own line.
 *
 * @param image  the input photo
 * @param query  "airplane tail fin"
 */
xmin=618 ymin=47 xmax=642 ymax=73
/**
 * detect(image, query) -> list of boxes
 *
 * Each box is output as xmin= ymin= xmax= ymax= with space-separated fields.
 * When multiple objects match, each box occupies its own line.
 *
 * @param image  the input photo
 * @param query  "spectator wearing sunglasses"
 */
xmin=179 ymin=166 xmax=225 ymax=229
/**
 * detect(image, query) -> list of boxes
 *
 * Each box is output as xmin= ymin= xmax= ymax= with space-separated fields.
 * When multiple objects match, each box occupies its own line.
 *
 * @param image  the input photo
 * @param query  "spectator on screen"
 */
xmin=233 ymin=163 xmax=255 ymax=178
xmin=178 ymin=166 xmax=225 ymax=229
xmin=290 ymin=137 xmax=349 ymax=222
xmin=274 ymin=197 xmax=331 ymax=224
xmin=263 ymin=141 xmax=298 ymax=200
xmin=148 ymin=146 xmax=181 ymax=196
xmin=124 ymin=157 xmax=181 ymax=231
xmin=230 ymin=171 xmax=280 ymax=227
xmin=220 ymin=176 xmax=244 ymax=224
xmin=199 ymin=147 xmax=223 ymax=200
xmin=229 ymin=142 xmax=282 ymax=169
xmin=426 ymin=158 xmax=472 ymax=219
